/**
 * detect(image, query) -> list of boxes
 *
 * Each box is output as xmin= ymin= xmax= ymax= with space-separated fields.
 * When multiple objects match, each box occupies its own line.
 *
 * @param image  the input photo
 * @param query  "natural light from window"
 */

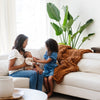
xmin=16 ymin=0 xmax=47 ymax=49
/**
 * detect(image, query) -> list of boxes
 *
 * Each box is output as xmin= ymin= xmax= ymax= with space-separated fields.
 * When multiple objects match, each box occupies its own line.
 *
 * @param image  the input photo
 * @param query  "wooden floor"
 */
xmin=48 ymin=93 xmax=86 ymax=100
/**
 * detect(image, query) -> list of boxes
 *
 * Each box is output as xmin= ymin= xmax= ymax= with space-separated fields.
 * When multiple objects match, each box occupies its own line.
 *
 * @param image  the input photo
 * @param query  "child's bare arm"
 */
xmin=33 ymin=57 xmax=40 ymax=60
xmin=33 ymin=57 xmax=52 ymax=64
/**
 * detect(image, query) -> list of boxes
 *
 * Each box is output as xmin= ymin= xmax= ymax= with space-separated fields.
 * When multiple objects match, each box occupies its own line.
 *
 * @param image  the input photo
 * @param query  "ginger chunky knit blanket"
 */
xmin=53 ymin=45 xmax=92 ymax=84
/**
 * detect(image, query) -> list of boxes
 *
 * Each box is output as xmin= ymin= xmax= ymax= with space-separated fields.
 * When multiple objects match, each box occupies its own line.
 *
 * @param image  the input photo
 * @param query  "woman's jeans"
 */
xmin=9 ymin=70 xmax=43 ymax=91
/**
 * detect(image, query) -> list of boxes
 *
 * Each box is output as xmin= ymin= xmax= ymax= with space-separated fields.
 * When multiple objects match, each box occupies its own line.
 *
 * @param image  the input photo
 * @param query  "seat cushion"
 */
xmin=78 ymin=59 xmax=100 ymax=74
xmin=13 ymin=77 xmax=29 ymax=88
xmin=83 ymin=53 xmax=100 ymax=60
xmin=60 ymin=72 xmax=100 ymax=92
xmin=13 ymin=77 xmax=45 ymax=91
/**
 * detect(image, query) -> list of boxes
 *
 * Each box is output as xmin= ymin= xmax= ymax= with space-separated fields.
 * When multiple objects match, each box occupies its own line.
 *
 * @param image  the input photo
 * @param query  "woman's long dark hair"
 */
xmin=13 ymin=34 xmax=28 ymax=53
xmin=45 ymin=38 xmax=58 ymax=56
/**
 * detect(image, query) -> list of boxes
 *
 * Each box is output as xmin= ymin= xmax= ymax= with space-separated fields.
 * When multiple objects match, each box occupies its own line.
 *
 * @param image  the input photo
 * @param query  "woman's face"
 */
xmin=23 ymin=39 xmax=28 ymax=48
xmin=46 ymin=44 xmax=48 ymax=51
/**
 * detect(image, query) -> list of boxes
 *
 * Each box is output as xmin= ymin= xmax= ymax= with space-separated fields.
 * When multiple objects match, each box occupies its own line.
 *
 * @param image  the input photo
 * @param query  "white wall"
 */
xmin=47 ymin=0 xmax=100 ymax=49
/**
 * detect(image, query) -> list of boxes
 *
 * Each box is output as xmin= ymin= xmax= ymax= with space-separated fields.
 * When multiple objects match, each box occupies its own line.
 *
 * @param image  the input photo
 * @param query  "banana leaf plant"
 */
xmin=47 ymin=2 xmax=95 ymax=49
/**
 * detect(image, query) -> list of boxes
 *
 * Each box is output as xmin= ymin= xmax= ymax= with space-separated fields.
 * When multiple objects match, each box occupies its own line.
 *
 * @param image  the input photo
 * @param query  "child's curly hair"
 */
xmin=45 ymin=38 xmax=58 ymax=55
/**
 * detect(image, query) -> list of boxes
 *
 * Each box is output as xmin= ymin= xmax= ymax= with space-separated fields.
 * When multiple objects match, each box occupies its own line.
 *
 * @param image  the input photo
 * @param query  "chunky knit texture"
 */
xmin=53 ymin=45 xmax=92 ymax=84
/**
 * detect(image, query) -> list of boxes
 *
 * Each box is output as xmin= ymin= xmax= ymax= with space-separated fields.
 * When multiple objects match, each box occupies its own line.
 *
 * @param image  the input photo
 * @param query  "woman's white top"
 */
xmin=8 ymin=49 xmax=25 ymax=75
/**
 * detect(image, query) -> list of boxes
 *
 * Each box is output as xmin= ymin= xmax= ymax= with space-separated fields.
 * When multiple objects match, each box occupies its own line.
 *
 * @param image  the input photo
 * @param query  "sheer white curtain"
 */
xmin=16 ymin=0 xmax=48 ymax=49
xmin=0 ymin=0 xmax=16 ymax=55
xmin=0 ymin=0 xmax=49 ymax=55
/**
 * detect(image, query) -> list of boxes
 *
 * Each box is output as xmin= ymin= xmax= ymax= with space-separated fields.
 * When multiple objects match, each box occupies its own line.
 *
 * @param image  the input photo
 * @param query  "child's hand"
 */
xmin=33 ymin=57 xmax=38 ymax=62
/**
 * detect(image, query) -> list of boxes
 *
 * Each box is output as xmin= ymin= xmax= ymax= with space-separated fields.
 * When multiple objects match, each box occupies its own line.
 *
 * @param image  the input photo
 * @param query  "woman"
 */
xmin=8 ymin=34 xmax=43 ymax=91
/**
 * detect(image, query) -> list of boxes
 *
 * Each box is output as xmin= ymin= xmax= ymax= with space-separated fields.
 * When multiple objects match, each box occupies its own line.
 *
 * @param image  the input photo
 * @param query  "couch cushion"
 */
xmin=78 ymin=59 xmax=100 ymax=74
xmin=13 ymin=77 xmax=29 ymax=88
xmin=27 ymin=49 xmax=41 ymax=59
xmin=60 ymin=72 xmax=100 ymax=92
xmin=83 ymin=53 xmax=100 ymax=60
xmin=0 ymin=60 xmax=9 ymax=76
xmin=13 ymin=77 xmax=45 ymax=91
xmin=39 ymin=47 xmax=46 ymax=59
xmin=0 ymin=55 xmax=8 ymax=60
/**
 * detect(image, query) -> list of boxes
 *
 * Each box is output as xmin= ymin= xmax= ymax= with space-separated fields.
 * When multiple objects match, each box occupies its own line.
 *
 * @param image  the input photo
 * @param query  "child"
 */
xmin=25 ymin=51 xmax=43 ymax=74
xmin=25 ymin=51 xmax=36 ymax=67
xmin=33 ymin=38 xmax=58 ymax=98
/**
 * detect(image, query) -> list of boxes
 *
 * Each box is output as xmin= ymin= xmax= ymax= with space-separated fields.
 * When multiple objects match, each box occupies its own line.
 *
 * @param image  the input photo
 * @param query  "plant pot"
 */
xmin=0 ymin=76 xmax=14 ymax=97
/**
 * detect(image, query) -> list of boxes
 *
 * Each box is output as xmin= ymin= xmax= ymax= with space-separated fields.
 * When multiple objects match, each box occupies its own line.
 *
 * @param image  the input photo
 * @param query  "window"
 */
xmin=16 ymin=0 xmax=47 ymax=49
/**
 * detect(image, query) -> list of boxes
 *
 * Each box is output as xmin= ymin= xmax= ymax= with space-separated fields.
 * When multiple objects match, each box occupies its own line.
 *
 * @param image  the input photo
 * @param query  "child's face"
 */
xmin=25 ymin=52 xmax=32 ymax=57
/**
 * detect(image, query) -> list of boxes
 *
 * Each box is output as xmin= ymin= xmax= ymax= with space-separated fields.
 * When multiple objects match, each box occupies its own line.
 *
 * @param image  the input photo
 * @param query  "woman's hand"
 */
xmin=23 ymin=61 xmax=27 ymax=67
xmin=35 ymin=65 xmax=43 ymax=74
xmin=37 ymin=68 xmax=43 ymax=74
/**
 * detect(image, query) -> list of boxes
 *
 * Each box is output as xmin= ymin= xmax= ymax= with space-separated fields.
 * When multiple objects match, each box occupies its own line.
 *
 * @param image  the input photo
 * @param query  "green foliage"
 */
xmin=47 ymin=2 xmax=95 ymax=49
xmin=47 ymin=3 xmax=61 ymax=21
xmin=50 ymin=22 xmax=63 ymax=36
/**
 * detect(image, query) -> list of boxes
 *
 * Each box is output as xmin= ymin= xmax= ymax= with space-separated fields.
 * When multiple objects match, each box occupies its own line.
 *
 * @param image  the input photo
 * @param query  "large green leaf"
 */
xmin=79 ymin=19 xmax=93 ymax=33
xmin=67 ymin=12 xmax=74 ymax=29
xmin=47 ymin=3 xmax=61 ymax=22
xmin=68 ymin=30 xmax=72 ymax=35
xmin=82 ymin=33 xmax=95 ymax=42
xmin=78 ymin=33 xmax=95 ymax=49
xmin=51 ymin=22 xmax=63 ymax=36
xmin=62 ymin=6 xmax=68 ymax=31
xmin=71 ymin=19 xmax=93 ymax=40
xmin=74 ymin=16 xmax=79 ymax=21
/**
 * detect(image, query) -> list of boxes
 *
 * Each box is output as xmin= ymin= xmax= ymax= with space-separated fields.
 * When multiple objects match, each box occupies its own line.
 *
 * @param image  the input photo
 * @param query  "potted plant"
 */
xmin=47 ymin=2 xmax=95 ymax=49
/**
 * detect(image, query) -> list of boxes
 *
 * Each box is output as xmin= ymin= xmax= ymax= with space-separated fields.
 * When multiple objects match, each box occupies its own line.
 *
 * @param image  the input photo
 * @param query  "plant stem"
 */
xmin=78 ymin=42 xmax=83 ymax=49
xmin=72 ymin=39 xmax=74 ymax=48
xmin=65 ymin=31 xmax=67 ymax=45
xmin=59 ymin=22 xmax=66 ymax=44
xmin=62 ymin=33 xmax=66 ymax=44
xmin=74 ymin=22 xmax=81 ymax=48
xmin=59 ymin=35 xmax=63 ymax=43
xmin=74 ymin=33 xmax=81 ymax=48
xmin=68 ymin=34 xmax=71 ymax=46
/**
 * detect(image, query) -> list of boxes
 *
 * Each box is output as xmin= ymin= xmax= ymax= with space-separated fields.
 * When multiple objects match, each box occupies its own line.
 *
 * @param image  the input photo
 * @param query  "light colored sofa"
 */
xmin=0 ymin=48 xmax=100 ymax=100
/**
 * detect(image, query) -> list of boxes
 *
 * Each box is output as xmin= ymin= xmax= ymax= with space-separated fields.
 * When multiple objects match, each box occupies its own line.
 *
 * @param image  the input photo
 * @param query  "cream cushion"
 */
xmin=83 ymin=53 xmax=100 ymax=60
xmin=28 ymin=49 xmax=41 ymax=59
xmin=0 ymin=60 xmax=9 ymax=76
xmin=13 ymin=77 xmax=29 ymax=88
xmin=60 ymin=72 xmax=100 ymax=92
xmin=0 ymin=55 xmax=8 ymax=60
xmin=78 ymin=59 xmax=100 ymax=74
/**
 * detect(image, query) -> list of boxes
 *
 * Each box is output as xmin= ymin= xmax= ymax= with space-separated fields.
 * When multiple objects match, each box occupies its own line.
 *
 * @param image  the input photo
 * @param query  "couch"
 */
xmin=0 ymin=47 xmax=100 ymax=100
